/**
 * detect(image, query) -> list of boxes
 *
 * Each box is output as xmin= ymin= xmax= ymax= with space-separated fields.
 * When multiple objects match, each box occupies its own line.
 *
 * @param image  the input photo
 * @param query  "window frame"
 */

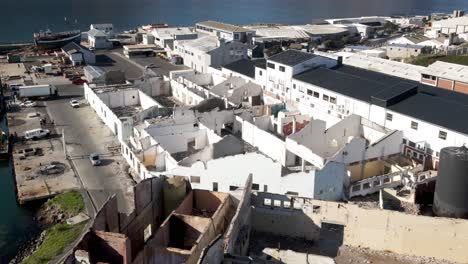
xmin=438 ymin=130 xmax=447 ymax=140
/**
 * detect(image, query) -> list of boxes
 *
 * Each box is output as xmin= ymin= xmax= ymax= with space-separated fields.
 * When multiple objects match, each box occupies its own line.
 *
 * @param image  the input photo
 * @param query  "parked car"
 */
xmin=72 ymin=78 xmax=87 ymax=85
xmin=24 ymin=128 xmax=50 ymax=140
xmin=20 ymin=100 xmax=37 ymax=107
xmin=70 ymin=99 xmax=80 ymax=108
xmin=89 ymin=153 xmax=101 ymax=166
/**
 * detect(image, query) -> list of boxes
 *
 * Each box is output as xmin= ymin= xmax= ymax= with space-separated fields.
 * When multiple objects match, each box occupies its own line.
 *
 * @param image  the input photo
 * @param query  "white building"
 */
xmin=120 ymin=107 xmax=349 ymax=200
xmin=430 ymin=16 xmax=468 ymax=35
xmin=389 ymin=34 xmax=445 ymax=49
xmin=289 ymin=61 xmax=468 ymax=169
xmin=88 ymin=29 xmax=113 ymax=49
xmin=226 ymin=49 xmax=468 ymax=170
xmin=262 ymin=50 xmax=337 ymax=102
xmin=195 ymin=21 xmax=254 ymax=43
xmin=151 ymin=27 xmax=198 ymax=54
xmin=84 ymin=81 xmax=169 ymax=142
xmin=317 ymin=51 xmax=425 ymax=81
xmin=90 ymin=23 xmax=114 ymax=36
xmin=173 ymin=36 xmax=249 ymax=73
xmin=386 ymin=43 xmax=428 ymax=59
xmin=61 ymin=42 xmax=96 ymax=66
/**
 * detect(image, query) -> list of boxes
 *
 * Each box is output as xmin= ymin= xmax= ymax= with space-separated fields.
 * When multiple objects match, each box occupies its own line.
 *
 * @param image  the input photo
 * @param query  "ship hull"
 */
xmin=34 ymin=33 xmax=81 ymax=50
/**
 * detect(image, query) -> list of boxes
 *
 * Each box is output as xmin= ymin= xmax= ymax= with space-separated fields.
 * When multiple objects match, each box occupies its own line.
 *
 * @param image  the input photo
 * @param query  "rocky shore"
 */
xmin=9 ymin=231 xmax=45 ymax=264
xmin=9 ymin=193 xmax=81 ymax=264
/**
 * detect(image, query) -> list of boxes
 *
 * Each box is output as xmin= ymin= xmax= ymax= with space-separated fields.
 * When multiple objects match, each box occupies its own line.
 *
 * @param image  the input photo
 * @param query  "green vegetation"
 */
xmin=22 ymin=191 xmax=86 ymax=264
xmin=409 ymin=55 xmax=468 ymax=67
xmin=22 ymin=222 xmax=87 ymax=264
xmin=383 ymin=22 xmax=399 ymax=34
xmin=265 ymin=45 xmax=283 ymax=57
xmin=45 ymin=190 xmax=84 ymax=215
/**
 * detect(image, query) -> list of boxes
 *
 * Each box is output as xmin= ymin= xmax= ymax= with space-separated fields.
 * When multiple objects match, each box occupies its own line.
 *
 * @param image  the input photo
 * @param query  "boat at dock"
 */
xmin=33 ymin=30 xmax=81 ymax=50
xmin=0 ymin=128 xmax=8 ymax=160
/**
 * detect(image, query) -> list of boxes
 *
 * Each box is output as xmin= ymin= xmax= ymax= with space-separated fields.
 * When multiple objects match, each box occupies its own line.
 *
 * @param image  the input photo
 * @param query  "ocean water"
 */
xmin=0 ymin=0 xmax=468 ymax=43
xmin=0 ymin=117 xmax=40 ymax=262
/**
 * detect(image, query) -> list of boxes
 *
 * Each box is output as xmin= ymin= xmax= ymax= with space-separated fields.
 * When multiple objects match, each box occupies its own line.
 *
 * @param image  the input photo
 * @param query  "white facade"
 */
xmin=264 ymin=54 xmax=336 ymax=102
xmin=289 ymin=76 xmax=468 ymax=168
xmin=88 ymin=29 xmax=113 ymax=49
xmin=84 ymin=83 xmax=163 ymax=142
xmin=151 ymin=27 xmax=198 ymax=53
xmin=173 ymin=36 xmax=248 ymax=73
xmin=195 ymin=21 xmax=254 ymax=43
xmin=90 ymin=24 xmax=114 ymax=36
xmin=431 ymin=16 xmax=468 ymax=34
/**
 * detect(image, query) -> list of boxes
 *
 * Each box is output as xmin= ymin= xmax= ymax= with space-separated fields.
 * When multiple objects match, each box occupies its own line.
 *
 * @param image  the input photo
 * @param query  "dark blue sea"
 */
xmin=1 ymin=0 xmax=468 ymax=43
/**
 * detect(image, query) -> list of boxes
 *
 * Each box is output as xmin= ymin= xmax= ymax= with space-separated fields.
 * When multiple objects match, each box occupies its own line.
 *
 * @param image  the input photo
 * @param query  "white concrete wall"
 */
xmin=240 ymin=117 xmax=288 ymax=165
xmin=84 ymin=84 xmax=128 ymax=142
xmin=265 ymin=56 xmax=337 ymax=101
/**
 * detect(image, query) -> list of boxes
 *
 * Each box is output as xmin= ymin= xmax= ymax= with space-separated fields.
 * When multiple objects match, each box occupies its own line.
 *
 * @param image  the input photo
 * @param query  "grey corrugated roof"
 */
xmin=268 ymin=50 xmax=315 ymax=66
xmin=197 ymin=21 xmax=253 ymax=33
xmin=88 ymin=28 xmax=107 ymax=38
xmin=294 ymin=65 xmax=468 ymax=135
xmin=223 ymin=59 xmax=266 ymax=78
xmin=62 ymin=42 xmax=83 ymax=53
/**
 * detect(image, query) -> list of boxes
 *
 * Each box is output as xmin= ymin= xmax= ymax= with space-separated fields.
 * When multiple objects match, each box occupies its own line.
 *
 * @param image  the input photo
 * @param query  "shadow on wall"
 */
xmin=89 ymin=232 xmax=124 ymax=264
xmin=250 ymin=192 xmax=344 ymax=258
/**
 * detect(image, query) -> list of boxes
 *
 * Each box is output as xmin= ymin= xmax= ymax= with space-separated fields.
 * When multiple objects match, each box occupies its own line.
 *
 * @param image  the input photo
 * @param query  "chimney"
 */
xmin=217 ymin=37 xmax=225 ymax=47
xmin=337 ymin=56 xmax=343 ymax=66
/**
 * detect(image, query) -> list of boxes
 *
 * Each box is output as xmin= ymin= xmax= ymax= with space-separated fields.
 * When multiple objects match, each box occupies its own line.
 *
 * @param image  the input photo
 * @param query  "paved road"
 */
xmin=95 ymin=48 xmax=189 ymax=79
xmin=45 ymin=84 xmax=134 ymax=213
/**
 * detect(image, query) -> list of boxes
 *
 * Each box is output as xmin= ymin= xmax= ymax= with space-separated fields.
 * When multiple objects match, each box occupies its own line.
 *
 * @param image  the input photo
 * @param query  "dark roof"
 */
xmin=62 ymin=42 xmax=84 ymax=53
xmin=223 ymin=59 xmax=266 ymax=78
xmin=190 ymin=97 xmax=226 ymax=112
xmin=268 ymin=50 xmax=315 ymax=66
xmin=294 ymin=65 xmax=468 ymax=135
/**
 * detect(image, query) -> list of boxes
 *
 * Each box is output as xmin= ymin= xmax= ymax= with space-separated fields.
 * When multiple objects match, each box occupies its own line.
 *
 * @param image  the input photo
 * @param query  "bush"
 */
xmin=22 ymin=222 xmax=87 ymax=264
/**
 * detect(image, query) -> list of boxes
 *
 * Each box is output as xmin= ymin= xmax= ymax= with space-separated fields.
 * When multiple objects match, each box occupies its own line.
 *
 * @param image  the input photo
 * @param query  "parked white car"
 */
xmin=70 ymin=99 xmax=80 ymax=108
xmin=20 ymin=101 xmax=37 ymax=107
xmin=89 ymin=153 xmax=101 ymax=166
xmin=24 ymin=128 xmax=50 ymax=140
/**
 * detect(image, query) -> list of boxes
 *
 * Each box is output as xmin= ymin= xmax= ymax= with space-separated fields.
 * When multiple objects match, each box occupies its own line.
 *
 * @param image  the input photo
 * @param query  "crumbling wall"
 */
xmin=85 ymin=177 xmax=165 ymax=263
xmin=93 ymin=195 xmax=120 ymax=232
xmin=309 ymin=200 xmax=468 ymax=263
xmin=251 ymin=193 xmax=320 ymax=240
xmin=91 ymin=231 xmax=131 ymax=264
xmin=198 ymin=235 xmax=224 ymax=264
xmin=224 ymin=174 xmax=253 ymax=255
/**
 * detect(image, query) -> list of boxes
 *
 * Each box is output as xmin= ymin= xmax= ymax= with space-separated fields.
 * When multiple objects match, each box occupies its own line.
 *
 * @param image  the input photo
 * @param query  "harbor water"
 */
xmin=0 ymin=0 xmax=468 ymax=43
xmin=0 ymin=117 xmax=40 ymax=262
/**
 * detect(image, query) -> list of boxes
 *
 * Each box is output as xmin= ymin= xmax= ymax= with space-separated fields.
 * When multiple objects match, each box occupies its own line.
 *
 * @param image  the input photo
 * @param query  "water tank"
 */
xmin=433 ymin=146 xmax=468 ymax=219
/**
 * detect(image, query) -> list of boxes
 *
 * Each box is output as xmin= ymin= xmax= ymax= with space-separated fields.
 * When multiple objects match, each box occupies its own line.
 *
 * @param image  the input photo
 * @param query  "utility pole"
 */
xmin=62 ymin=128 xmax=67 ymax=158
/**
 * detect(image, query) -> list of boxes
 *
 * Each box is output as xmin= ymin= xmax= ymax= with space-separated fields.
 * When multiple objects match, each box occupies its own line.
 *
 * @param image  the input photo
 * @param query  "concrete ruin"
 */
xmin=69 ymin=175 xmax=240 ymax=264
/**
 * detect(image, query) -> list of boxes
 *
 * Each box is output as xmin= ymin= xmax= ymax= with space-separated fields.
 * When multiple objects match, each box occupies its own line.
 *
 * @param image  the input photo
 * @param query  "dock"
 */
xmin=8 ymin=101 xmax=78 ymax=203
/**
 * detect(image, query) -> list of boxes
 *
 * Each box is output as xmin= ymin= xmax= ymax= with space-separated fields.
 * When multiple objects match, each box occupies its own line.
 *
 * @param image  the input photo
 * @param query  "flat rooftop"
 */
xmin=268 ymin=50 xmax=316 ymax=66
xmin=197 ymin=20 xmax=253 ymax=33
xmin=422 ymin=61 xmax=468 ymax=83
xmin=294 ymin=64 xmax=468 ymax=135
xmin=223 ymin=59 xmax=266 ymax=79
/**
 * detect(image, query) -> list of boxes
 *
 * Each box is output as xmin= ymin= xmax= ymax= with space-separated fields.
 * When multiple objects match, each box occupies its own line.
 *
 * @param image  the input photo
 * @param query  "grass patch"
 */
xmin=410 ymin=55 xmax=468 ymax=67
xmin=22 ymin=221 xmax=87 ymax=264
xmin=45 ymin=190 xmax=84 ymax=215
